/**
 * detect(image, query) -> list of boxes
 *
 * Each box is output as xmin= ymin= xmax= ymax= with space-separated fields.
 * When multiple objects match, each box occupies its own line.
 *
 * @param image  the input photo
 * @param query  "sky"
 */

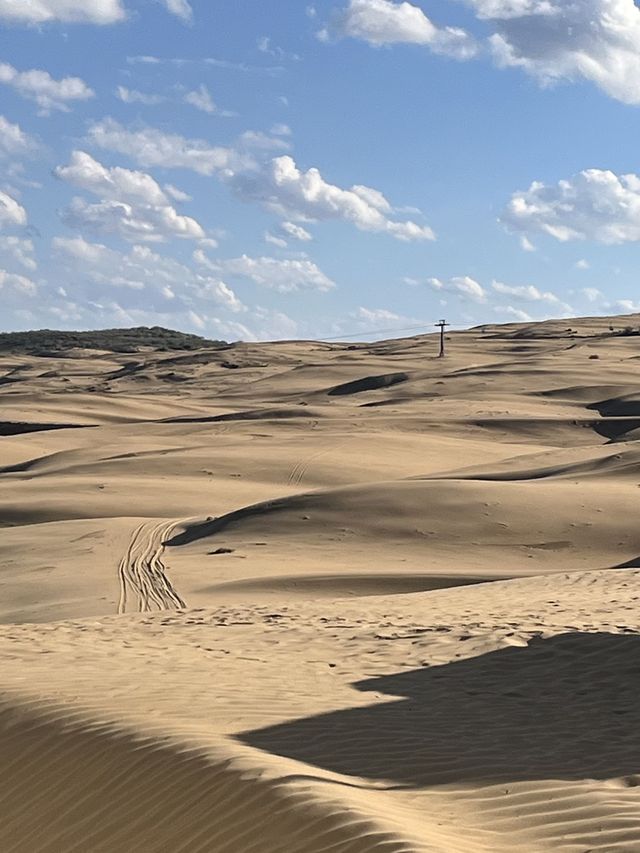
xmin=2 ymin=0 xmax=640 ymax=341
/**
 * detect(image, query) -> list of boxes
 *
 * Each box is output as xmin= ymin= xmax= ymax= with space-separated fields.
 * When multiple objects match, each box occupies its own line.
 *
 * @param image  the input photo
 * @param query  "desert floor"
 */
xmin=1 ymin=314 xmax=639 ymax=851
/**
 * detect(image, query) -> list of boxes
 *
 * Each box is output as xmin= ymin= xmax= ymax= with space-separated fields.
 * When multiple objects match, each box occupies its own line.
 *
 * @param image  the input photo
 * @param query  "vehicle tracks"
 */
xmin=117 ymin=519 xmax=186 ymax=614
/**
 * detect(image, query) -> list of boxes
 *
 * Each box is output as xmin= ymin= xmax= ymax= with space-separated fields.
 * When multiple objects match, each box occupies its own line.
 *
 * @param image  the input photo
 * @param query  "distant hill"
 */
xmin=0 ymin=326 xmax=229 ymax=355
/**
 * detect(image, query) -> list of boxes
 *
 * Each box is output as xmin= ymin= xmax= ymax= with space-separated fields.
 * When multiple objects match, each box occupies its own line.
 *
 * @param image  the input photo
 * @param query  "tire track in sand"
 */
xmin=117 ymin=519 xmax=186 ymax=614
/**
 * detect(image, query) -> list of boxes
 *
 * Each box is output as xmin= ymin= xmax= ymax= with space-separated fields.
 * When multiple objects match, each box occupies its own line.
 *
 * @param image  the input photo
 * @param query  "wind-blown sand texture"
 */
xmin=1 ymin=314 xmax=639 ymax=851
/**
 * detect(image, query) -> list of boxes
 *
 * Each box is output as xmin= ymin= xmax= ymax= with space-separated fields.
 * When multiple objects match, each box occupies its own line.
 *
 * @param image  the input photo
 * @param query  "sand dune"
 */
xmin=1 ymin=314 xmax=640 ymax=849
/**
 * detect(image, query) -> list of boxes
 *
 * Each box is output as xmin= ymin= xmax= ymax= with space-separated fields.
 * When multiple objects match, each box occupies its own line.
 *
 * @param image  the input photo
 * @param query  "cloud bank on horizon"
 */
xmin=0 ymin=0 xmax=639 ymax=340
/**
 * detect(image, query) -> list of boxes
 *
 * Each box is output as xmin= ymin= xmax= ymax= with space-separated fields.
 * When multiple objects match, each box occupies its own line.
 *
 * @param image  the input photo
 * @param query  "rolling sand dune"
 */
xmin=1 ymin=314 xmax=640 ymax=850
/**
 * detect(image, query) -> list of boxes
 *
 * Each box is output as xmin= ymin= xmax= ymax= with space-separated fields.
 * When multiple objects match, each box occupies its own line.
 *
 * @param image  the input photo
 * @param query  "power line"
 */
xmin=316 ymin=321 xmax=469 ymax=342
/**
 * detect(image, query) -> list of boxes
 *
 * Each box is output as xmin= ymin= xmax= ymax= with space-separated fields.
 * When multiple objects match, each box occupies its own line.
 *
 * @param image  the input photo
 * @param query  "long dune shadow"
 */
xmin=239 ymin=632 xmax=640 ymax=787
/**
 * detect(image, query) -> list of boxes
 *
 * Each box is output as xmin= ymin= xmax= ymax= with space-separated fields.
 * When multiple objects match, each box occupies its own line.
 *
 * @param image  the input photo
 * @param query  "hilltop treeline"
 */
xmin=0 ymin=326 xmax=228 ymax=354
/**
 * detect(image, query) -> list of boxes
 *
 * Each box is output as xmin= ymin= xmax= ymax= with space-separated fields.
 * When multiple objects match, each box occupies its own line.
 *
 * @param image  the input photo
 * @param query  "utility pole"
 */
xmin=435 ymin=319 xmax=449 ymax=357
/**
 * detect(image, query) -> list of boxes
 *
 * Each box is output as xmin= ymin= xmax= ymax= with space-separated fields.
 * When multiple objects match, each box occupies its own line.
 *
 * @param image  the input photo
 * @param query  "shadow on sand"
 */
xmin=239 ymin=632 xmax=640 ymax=787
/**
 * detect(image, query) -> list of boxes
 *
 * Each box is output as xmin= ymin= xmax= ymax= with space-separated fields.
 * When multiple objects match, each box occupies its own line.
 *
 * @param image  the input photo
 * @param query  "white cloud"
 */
xmin=55 ymin=151 xmax=204 ymax=243
xmin=192 ymin=278 xmax=244 ymax=312
xmin=327 ymin=0 xmax=640 ymax=104
xmin=0 ymin=115 xmax=37 ymax=158
xmin=0 ymin=268 xmax=36 ymax=296
xmin=196 ymin=252 xmax=335 ymax=292
xmin=184 ymin=84 xmax=217 ymax=113
xmin=583 ymin=287 xmax=603 ymax=302
xmin=470 ymin=0 xmax=640 ymax=105
xmin=575 ymin=258 xmax=590 ymax=270
xmin=230 ymin=154 xmax=434 ymax=241
xmin=519 ymin=235 xmax=535 ymax=252
xmin=88 ymin=118 xmax=249 ymax=175
xmin=491 ymin=280 xmax=563 ymax=305
xmin=116 ymin=86 xmax=165 ymax=105
xmin=88 ymin=122 xmax=430 ymax=244
xmin=160 ymin=0 xmax=193 ymax=22
xmin=281 ymin=220 xmax=313 ymax=241
xmin=61 ymin=196 xmax=205 ymax=243
xmin=0 ymin=236 xmax=36 ymax=271
xmin=0 ymin=190 xmax=26 ymax=228
xmin=494 ymin=305 xmax=533 ymax=322
xmin=615 ymin=299 xmax=640 ymax=312
xmin=503 ymin=169 xmax=640 ymax=244
xmin=326 ymin=0 xmax=477 ymax=59
xmin=164 ymin=183 xmax=192 ymax=202
xmin=0 ymin=0 xmax=125 ymax=24
xmin=239 ymin=130 xmax=291 ymax=151
xmin=264 ymin=232 xmax=288 ymax=248
xmin=52 ymin=234 xmax=112 ymax=264
xmin=54 ymin=237 xmax=245 ymax=312
xmin=428 ymin=275 xmax=486 ymax=302
xmin=55 ymin=150 xmax=173 ymax=206
xmin=0 ymin=62 xmax=94 ymax=114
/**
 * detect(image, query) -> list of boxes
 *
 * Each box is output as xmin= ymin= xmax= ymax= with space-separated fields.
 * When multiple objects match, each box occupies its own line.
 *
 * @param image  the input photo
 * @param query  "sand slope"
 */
xmin=1 ymin=314 xmax=640 ymax=850
xmin=0 ymin=571 xmax=639 ymax=851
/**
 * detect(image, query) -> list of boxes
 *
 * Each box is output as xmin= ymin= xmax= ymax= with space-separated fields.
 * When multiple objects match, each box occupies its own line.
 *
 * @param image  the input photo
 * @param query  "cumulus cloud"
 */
xmin=0 ymin=62 xmax=94 ymax=114
xmin=88 ymin=118 xmax=249 ymax=175
xmin=87 ymin=121 xmax=431 ymax=242
xmin=196 ymin=251 xmax=336 ymax=292
xmin=0 ymin=0 xmax=125 ymax=24
xmin=575 ymin=258 xmax=590 ymax=270
xmin=61 ymin=197 xmax=205 ymax=243
xmin=503 ymin=169 xmax=640 ymax=244
xmin=325 ymin=0 xmax=477 ymax=59
xmin=470 ymin=0 xmax=640 ymax=105
xmin=428 ymin=275 xmax=486 ymax=302
xmin=326 ymin=0 xmax=640 ymax=104
xmin=55 ymin=151 xmax=204 ymax=243
xmin=53 ymin=236 xmax=245 ymax=312
xmin=0 ymin=236 xmax=36 ymax=271
xmin=55 ymin=150 xmax=174 ymax=206
xmin=229 ymin=155 xmax=434 ymax=241
xmin=0 ymin=190 xmax=27 ymax=228
xmin=0 ymin=116 xmax=38 ymax=158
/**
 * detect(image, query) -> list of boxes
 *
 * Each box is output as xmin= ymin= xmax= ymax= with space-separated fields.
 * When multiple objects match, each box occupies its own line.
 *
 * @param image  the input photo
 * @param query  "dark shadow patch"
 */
xmin=588 ymin=396 xmax=640 ymax=418
xmin=327 ymin=372 xmax=409 ymax=397
xmin=161 ymin=408 xmax=322 ymax=426
xmin=0 ymin=422 xmax=96 ymax=437
xmin=239 ymin=632 xmax=640 ymax=787
xmin=591 ymin=419 xmax=640 ymax=441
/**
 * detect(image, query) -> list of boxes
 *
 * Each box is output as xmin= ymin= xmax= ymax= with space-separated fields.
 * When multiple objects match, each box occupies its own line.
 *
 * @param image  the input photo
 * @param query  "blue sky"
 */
xmin=2 ymin=0 xmax=640 ymax=341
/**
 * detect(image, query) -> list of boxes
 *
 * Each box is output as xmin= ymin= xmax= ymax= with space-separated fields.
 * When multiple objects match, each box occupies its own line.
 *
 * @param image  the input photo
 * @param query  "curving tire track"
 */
xmin=117 ymin=519 xmax=186 ymax=614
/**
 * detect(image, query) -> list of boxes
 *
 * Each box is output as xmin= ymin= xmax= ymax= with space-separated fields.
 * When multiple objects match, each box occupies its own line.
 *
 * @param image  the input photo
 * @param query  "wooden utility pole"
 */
xmin=435 ymin=319 xmax=449 ymax=357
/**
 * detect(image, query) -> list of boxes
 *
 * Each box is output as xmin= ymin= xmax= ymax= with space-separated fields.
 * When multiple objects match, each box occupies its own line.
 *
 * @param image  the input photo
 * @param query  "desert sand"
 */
xmin=1 ymin=314 xmax=639 ymax=851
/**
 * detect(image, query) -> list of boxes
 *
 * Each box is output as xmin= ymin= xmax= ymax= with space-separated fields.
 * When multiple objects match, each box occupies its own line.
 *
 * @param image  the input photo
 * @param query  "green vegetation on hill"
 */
xmin=0 ymin=326 xmax=228 ymax=354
